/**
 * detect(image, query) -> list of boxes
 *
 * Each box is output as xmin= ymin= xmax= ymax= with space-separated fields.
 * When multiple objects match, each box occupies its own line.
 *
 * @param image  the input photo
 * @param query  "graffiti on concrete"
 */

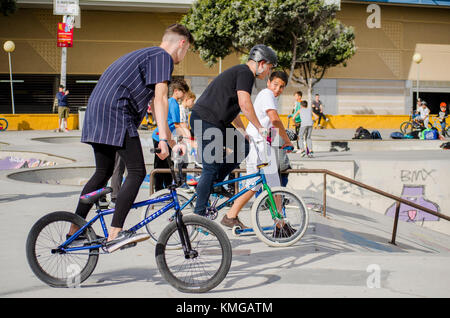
xmin=0 ymin=156 xmax=56 ymax=170
xmin=400 ymin=169 xmax=436 ymax=183
xmin=385 ymin=185 xmax=440 ymax=222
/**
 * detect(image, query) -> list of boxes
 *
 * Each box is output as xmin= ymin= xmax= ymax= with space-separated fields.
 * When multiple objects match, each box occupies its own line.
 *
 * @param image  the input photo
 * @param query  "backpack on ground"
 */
xmin=440 ymin=142 xmax=450 ymax=149
xmin=353 ymin=126 xmax=372 ymax=139
xmin=371 ymin=130 xmax=382 ymax=139
xmin=404 ymin=130 xmax=421 ymax=139
xmin=390 ymin=132 xmax=404 ymax=139
xmin=420 ymin=128 xmax=438 ymax=140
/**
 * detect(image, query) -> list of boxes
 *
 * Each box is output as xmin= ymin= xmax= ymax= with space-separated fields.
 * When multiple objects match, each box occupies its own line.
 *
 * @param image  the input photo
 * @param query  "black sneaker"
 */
xmin=272 ymin=224 xmax=296 ymax=238
xmin=104 ymin=231 xmax=150 ymax=253
xmin=212 ymin=185 xmax=234 ymax=198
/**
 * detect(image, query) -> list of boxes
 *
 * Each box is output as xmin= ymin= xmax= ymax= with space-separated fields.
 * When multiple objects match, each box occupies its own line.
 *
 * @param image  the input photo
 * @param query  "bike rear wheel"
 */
xmin=251 ymin=187 xmax=309 ymax=247
xmin=26 ymin=211 xmax=99 ymax=287
xmin=156 ymin=214 xmax=232 ymax=293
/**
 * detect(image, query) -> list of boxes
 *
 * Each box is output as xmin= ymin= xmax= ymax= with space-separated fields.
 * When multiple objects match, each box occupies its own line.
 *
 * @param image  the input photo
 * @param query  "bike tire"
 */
xmin=0 ymin=118 xmax=8 ymax=131
xmin=145 ymin=189 xmax=195 ymax=247
xmin=400 ymin=121 xmax=412 ymax=134
xmin=251 ymin=186 xmax=309 ymax=247
xmin=26 ymin=211 xmax=99 ymax=288
xmin=445 ymin=126 xmax=450 ymax=138
xmin=156 ymin=214 xmax=232 ymax=293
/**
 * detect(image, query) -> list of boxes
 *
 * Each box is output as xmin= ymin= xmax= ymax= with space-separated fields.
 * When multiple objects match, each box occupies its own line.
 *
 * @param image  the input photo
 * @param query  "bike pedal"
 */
xmin=120 ymin=242 xmax=137 ymax=250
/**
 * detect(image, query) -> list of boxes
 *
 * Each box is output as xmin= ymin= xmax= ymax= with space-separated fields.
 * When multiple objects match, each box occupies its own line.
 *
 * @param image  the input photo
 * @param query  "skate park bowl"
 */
xmin=7 ymin=164 xmax=154 ymax=187
xmin=7 ymin=166 xmax=94 ymax=186
xmin=32 ymin=136 xmax=82 ymax=144
xmin=0 ymin=151 xmax=75 ymax=170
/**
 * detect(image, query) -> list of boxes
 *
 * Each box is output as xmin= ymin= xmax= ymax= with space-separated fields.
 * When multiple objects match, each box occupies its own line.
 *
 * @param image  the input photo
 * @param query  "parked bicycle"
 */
xmin=428 ymin=116 xmax=450 ymax=137
xmin=0 ymin=117 xmax=8 ymax=131
xmin=26 ymin=148 xmax=232 ymax=293
xmin=400 ymin=112 xmax=424 ymax=134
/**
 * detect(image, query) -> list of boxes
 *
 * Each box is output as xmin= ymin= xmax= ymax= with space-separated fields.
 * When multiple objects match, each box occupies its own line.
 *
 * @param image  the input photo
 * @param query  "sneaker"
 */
xmin=220 ymin=215 xmax=249 ymax=229
xmin=212 ymin=185 xmax=234 ymax=198
xmin=272 ymin=223 xmax=296 ymax=238
xmin=104 ymin=231 xmax=150 ymax=253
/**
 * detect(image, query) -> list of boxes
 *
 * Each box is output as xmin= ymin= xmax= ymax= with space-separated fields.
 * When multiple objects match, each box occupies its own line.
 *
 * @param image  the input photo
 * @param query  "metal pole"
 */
xmin=60 ymin=15 xmax=67 ymax=88
xmin=417 ymin=63 xmax=420 ymax=102
xmin=8 ymin=52 xmax=15 ymax=114
xmin=323 ymin=173 xmax=327 ymax=217
xmin=390 ymin=201 xmax=401 ymax=245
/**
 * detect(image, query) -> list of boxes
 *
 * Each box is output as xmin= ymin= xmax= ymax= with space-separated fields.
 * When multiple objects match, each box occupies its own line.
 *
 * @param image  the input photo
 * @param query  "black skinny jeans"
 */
xmin=75 ymin=133 xmax=146 ymax=228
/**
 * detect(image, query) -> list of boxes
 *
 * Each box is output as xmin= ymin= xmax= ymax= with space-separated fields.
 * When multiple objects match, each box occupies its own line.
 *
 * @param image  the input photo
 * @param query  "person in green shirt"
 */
xmin=288 ymin=91 xmax=302 ymax=149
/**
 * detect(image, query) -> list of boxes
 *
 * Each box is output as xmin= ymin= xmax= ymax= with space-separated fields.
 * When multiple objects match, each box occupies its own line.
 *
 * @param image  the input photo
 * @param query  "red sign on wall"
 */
xmin=57 ymin=23 xmax=73 ymax=47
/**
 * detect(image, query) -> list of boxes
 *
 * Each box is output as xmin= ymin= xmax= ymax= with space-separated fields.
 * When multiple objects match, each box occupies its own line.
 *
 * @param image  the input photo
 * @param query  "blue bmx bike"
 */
xmin=25 ymin=149 xmax=232 ymax=293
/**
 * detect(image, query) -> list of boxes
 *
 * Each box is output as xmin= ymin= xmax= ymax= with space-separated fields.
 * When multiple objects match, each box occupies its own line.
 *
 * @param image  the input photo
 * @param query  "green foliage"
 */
xmin=182 ymin=0 xmax=356 ymax=88
xmin=1 ymin=0 xmax=17 ymax=16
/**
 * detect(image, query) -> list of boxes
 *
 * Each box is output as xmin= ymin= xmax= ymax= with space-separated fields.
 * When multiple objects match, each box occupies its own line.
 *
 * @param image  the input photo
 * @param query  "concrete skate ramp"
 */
xmin=0 ymin=151 xmax=75 ymax=170
xmin=7 ymin=166 xmax=94 ymax=186
xmin=32 ymin=136 xmax=81 ymax=144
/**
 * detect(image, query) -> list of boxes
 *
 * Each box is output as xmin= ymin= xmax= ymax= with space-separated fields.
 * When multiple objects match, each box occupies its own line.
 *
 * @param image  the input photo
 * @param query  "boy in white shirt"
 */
xmin=220 ymin=71 xmax=294 ymax=235
xmin=299 ymin=100 xmax=314 ymax=157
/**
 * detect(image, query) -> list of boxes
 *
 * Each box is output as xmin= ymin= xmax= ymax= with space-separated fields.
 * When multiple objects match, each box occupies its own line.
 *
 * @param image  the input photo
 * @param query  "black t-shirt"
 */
xmin=312 ymin=100 xmax=322 ymax=114
xmin=193 ymin=64 xmax=255 ymax=130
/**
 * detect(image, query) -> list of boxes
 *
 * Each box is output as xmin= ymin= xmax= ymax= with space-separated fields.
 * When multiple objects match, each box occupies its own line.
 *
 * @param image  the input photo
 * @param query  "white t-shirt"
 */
xmin=246 ymin=88 xmax=278 ymax=141
xmin=418 ymin=106 xmax=429 ymax=119
xmin=300 ymin=106 xmax=313 ymax=127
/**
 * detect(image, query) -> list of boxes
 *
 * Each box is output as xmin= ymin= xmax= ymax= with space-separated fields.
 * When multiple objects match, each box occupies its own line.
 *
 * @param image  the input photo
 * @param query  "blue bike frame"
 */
xmin=60 ymin=188 xmax=182 ymax=253
xmin=179 ymin=170 xmax=267 ymax=212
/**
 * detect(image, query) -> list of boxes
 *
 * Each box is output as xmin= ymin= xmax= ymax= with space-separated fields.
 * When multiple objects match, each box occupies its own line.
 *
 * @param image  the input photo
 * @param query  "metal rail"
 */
xmin=149 ymin=168 xmax=449 ymax=245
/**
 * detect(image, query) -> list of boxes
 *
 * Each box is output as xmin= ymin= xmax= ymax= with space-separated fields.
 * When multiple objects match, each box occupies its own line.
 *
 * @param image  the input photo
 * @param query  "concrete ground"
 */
xmin=0 ymin=128 xmax=449 ymax=298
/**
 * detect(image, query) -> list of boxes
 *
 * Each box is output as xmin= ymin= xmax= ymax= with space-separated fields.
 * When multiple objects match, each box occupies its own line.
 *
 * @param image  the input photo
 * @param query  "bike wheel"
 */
xmin=251 ymin=186 xmax=309 ymax=247
xmin=26 ymin=211 xmax=99 ymax=287
xmin=156 ymin=215 xmax=232 ymax=293
xmin=0 ymin=118 xmax=8 ymax=131
xmin=445 ymin=126 xmax=450 ymax=137
xmin=145 ymin=189 xmax=195 ymax=247
xmin=400 ymin=121 xmax=412 ymax=134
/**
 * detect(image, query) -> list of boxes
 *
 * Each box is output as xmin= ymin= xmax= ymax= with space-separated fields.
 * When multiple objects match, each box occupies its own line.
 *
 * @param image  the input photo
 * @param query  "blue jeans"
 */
xmin=190 ymin=110 xmax=250 ymax=215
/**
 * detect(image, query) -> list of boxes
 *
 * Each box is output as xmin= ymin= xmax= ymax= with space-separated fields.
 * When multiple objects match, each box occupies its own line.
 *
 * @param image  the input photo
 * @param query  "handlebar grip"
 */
xmin=282 ymin=146 xmax=294 ymax=151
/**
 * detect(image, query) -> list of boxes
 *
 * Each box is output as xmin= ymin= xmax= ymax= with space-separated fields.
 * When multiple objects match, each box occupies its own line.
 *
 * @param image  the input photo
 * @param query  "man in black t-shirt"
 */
xmin=311 ymin=94 xmax=328 ymax=128
xmin=190 ymin=44 xmax=277 ymax=219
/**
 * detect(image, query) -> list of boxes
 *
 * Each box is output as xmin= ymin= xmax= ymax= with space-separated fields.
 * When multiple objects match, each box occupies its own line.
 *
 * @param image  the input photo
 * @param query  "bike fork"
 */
xmin=175 ymin=211 xmax=198 ymax=259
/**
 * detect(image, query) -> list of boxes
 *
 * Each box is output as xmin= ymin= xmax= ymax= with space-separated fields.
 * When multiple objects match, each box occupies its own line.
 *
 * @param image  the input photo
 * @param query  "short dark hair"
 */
xmin=315 ymin=93 xmax=320 ymax=96
xmin=164 ymin=24 xmax=194 ymax=44
xmin=171 ymin=78 xmax=189 ymax=93
xmin=301 ymin=100 xmax=308 ymax=107
xmin=269 ymin=71 xmax=288 ymax=85
xmin=59 ymin=85 xmax=65 ymax=89
xmin=295 ymin=91 xmax=303 ymax=97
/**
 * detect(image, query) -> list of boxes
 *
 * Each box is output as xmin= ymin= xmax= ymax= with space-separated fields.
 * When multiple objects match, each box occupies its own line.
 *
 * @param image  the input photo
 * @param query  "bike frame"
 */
xmin=59 ymin=188 xmax=182 ymax=253
xmin=180 ymin=169 xmax=282 ymax=220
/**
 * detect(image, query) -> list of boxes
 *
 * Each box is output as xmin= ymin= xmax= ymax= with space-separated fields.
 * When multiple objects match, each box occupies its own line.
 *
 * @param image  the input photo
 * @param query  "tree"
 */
xmin=1 ymin=0 xmax=17 ymax=16
xmin=182 ymin=0 xmax=356 ymax=104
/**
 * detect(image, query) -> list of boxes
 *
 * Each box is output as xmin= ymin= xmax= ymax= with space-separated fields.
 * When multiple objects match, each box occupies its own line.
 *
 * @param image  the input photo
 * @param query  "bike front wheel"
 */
xmin=156 ymin=214 xmax=232 ymax=293
xmin=145 ymin=189 xmax=195 ymax=247
xmin=400 ymin=121 xmax=412 ymax=134
xmin=26 ymin=211 xmax=99 ymax=287
xmin=251 ymin=187 xmax=309 ymax=247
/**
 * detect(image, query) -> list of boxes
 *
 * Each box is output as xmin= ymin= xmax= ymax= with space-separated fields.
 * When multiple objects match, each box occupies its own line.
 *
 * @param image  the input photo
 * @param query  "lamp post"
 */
xmin=413 ymin=52 xmax=423 ymax=105
xmin=3 ymin=40 xmax=16 ymax=114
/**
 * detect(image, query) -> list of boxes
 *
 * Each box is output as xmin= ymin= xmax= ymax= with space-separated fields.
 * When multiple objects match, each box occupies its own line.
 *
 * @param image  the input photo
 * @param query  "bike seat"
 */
xmin=79 ymin=187 xmax=112 ymax=205
xmin=257 ymin=163 xmax=269 ymax=169
xmin=186 ymin=180 xmax=198 ymax=186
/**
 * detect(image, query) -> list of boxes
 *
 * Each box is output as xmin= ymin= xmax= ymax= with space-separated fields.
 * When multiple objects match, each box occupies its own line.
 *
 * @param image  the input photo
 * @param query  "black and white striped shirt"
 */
xmin=81 ymin=47 xmax=173 ymax=146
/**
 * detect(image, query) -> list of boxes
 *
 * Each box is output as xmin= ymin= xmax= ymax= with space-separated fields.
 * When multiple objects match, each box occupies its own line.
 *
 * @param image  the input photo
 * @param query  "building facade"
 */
xmin=1 ymin=0 xmax=449 ymax=115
